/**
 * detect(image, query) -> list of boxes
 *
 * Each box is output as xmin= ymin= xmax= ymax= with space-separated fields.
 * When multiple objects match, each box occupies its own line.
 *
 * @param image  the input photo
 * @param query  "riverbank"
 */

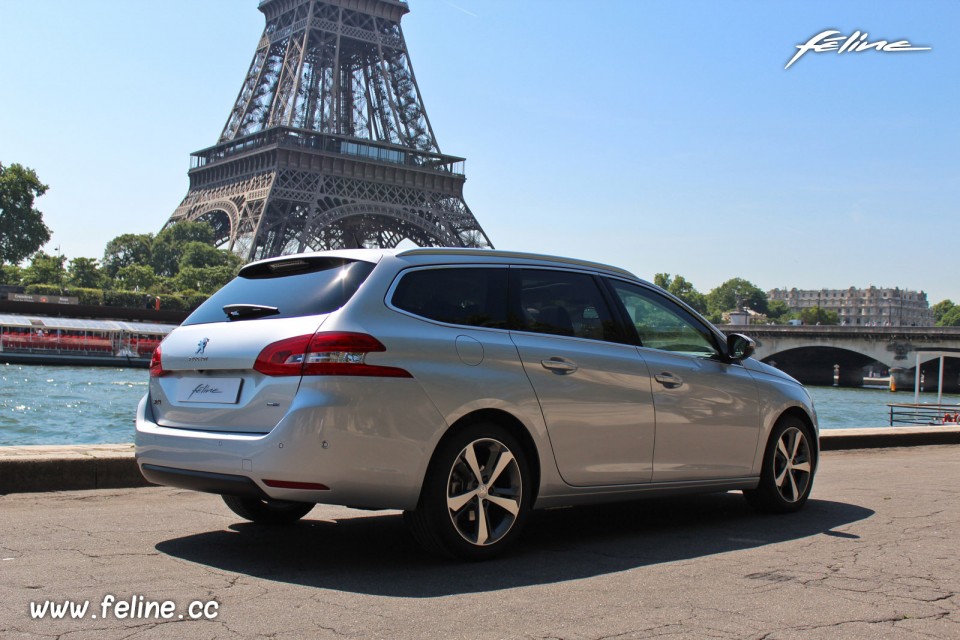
xmin=3 ymin=427 xmax=959 ymax=494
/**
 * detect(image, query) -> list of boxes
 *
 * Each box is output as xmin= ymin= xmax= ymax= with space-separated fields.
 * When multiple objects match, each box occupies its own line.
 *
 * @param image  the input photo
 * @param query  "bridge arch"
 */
xmin=761 ymin=346 xmax=883 ymax=387
xmin=721 ymin=326 xmax=960 ymax=391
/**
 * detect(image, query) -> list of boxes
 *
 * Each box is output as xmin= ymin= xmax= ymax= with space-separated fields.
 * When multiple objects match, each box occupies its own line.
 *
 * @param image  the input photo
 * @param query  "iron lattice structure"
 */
xmin=165 ymin=0 xmax=492 ymax=260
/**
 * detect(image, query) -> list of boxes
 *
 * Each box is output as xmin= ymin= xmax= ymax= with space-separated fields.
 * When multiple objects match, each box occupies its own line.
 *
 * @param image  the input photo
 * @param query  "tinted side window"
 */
xmin=516 ymin=269 xmax=624 ymax=342
xmin=183 ymin=258 xmax=375 ymax=326
xmin=392 ymin=267 xmax=508 ymax=329
xmin=607 ymin=280 xmax=718 ymax=357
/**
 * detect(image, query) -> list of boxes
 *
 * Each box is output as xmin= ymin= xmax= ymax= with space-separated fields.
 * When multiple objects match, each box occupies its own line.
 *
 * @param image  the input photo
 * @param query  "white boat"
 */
xmin=0 ymin=314 xmax=176 ymax=367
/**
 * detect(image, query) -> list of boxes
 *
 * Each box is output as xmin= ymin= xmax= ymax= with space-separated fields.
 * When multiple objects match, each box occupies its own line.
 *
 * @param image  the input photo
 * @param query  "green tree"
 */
xmin=114 ymin=264 xmax=158 ymax=291
xmin=653 ymin=273 xmax=707 ymax=313
xmin=932 ymin=300 xmax=955 ymax=325
xmin=103 ymin=233 xmax=154 ymax=278
xmin=171 ymin=265 xmax=236 ymax=295
xmin=0 ymin=263 xmax=21 ymax=285
xmin=939 ymin=306 xmax=960 ymax=327
xmin=67 ymin=257 xmax=104 ymax=289
xmin=151 ymin=222 xmax=215 ymax=277
xmin=179 ymin=241 xmax=243 ymax=271
xmin=799 ymin=307 xmax=839 ymax=325
xmin=20 ymin=251 xmax=66 ymax=286
xmin=706 ymin=278 xmax=769 ymax=319
xmin=766 ymin=300 xmax=792 ymax=324
xmin=0 ymin=163 xmax=51 ymax=265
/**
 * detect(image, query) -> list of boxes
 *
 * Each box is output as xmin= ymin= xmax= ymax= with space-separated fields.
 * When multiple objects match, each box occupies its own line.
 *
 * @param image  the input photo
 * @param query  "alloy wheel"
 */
xmin=773 ymin=426 xmax=813 ymax=503
xmin=446 ymin=438 xmax=523 ymax=546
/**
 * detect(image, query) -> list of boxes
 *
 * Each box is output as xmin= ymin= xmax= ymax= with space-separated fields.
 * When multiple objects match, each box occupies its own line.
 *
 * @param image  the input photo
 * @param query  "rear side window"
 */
xmin=391 ymin=267 xmax=508 ymax=329
xmin=183 ymin=258 xmax=375 ymax=326
xmin=515 ymin=269 xmax=625 ymax=343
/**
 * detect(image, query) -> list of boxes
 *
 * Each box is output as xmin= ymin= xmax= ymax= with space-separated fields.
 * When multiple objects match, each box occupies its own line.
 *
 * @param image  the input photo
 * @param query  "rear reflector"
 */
xmin=262 ymin=479 xmax=330 ymax=491
xmin=253 ymin=332 xmax=412 ymax=378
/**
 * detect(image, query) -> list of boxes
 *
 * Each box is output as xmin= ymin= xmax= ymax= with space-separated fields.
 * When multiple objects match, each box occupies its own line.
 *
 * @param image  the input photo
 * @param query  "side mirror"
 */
xmin=727 ymin=333 xmax=755 ymax=361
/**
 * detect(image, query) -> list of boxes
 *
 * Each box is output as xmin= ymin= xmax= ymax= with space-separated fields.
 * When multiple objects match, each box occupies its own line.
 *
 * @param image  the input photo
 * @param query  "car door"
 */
xmin=509 ymin=268 xmax=657 ymax=486
xmin=605 ymin=279 xmax=762 ymax=482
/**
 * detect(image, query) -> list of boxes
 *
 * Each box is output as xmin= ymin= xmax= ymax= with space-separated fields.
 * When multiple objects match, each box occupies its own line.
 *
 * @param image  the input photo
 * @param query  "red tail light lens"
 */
xmin=149 ymin=345 xmax=168 ymax=377
xmin=254 ymin=332 xmax=412 ymax=378
xmin=252 ymin=335 xmax=312 ymax=376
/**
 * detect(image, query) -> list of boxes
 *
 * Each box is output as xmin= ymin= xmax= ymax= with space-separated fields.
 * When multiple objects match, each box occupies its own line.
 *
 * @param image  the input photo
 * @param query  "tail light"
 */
xmin=149 ymin=345 xmax=169 ymax=377
xmin=254 ymin=332 xmax=412 ymax=378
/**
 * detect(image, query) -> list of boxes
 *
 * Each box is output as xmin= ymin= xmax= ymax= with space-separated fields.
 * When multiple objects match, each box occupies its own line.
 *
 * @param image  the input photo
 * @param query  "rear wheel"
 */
xmin=744 ymin=416 xmax=816 ymax=513
xmin=405 ymin=423 xmax=532 ymax=560
xmin=221 ymin=494 xmax=314 ymax=524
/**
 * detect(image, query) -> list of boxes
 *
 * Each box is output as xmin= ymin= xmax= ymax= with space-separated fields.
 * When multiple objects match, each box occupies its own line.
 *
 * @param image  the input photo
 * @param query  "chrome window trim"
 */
xmin=385 ymin=263 xmax=638 ymax=348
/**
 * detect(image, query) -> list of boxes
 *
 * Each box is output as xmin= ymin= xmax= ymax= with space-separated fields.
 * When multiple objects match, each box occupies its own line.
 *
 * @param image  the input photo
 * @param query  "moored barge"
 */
xmin=0 ymin=314 xmax=176 ymax=368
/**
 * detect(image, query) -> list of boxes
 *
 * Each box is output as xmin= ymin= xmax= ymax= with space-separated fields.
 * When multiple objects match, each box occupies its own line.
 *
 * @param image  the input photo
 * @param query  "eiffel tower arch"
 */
xmin=165 ymin=0 xmax=492 ymax=261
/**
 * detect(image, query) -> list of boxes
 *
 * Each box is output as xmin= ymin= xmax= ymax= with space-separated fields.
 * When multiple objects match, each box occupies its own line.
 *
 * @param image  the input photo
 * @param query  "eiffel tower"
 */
xmin=164 ymin=0 xmax=492 ymax=260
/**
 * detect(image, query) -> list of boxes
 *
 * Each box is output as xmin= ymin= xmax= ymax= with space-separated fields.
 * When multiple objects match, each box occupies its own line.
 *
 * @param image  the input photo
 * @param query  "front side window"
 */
xmin=391 ymin=267 xmax=508 ymax=329
xmin=515 ymin=269 xmax=623 ymax=343
xmin=608 ymin=280 xmax=719 ymax=357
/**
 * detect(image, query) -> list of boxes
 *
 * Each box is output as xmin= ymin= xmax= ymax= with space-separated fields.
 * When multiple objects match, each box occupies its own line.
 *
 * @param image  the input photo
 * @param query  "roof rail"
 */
xmin=395 ymin=247 xmax=638 ymax=279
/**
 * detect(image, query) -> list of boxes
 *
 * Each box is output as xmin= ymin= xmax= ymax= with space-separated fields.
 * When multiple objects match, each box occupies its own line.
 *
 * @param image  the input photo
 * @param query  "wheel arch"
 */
xmin=420 ymin=408 xmax=542 ymax=506
xmin=776 ymin=406 xmax=820 ymax=466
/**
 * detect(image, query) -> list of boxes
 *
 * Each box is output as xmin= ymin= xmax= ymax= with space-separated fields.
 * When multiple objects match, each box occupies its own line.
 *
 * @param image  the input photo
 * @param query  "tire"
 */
xmin=744 ymin=416 xmax=816 ymax=513
xmin=221 ymin=494 xmax=314 ymax=524
xmin=404 ymin=423 xmax=533 ymax=561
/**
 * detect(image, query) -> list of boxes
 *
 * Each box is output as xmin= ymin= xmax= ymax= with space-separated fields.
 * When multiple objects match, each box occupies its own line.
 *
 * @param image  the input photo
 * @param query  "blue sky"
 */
xmin=1 ymin=1 xmax=956 ymax=303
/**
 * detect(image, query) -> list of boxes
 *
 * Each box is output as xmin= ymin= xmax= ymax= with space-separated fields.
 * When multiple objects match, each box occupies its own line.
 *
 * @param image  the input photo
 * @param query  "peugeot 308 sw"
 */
xmin=136 ymin=248 xmax=818 ymax=560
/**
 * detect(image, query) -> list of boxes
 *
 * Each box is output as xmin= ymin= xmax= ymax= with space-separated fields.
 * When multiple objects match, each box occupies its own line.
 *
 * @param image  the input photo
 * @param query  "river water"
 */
xmin=2 ymin=364 xmax=959 ymax=446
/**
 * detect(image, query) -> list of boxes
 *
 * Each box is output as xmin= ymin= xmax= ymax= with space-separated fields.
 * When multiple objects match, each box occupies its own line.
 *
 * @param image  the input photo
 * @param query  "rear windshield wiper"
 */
xmin=222 ymin=304 xmax=280 ymax=321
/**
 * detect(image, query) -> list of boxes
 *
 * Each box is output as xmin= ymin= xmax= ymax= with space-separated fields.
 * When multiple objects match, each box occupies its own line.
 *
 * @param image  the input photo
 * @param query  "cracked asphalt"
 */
xmin=1 ymin=445 xmax=958 ymax=639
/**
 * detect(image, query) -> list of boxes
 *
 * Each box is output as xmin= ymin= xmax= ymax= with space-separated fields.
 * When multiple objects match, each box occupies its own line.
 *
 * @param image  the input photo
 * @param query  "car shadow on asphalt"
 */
xmin=155 ymin=493 xmax=873 ymax=597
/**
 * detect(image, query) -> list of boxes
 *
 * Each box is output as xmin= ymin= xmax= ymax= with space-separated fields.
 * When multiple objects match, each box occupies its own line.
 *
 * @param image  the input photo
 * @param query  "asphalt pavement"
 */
xmin=1 ymin=445 xmax=958 ymax=639
xmin=2 ymin=426 xmax=959 ymax=494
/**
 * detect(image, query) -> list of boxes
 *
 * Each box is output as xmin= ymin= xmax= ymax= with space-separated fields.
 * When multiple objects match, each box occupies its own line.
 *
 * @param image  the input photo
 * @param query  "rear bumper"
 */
xmin=134 ymin=377 xmax=448 ymax=510
xmin=140 ymin=464 xmax=269 ymax=499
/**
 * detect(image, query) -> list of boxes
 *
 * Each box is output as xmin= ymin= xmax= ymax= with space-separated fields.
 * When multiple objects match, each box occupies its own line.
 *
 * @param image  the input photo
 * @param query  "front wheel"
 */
xmin=221 ymin=494 xmax=314 ymax=524
xmin=405 ymin=423 xmax=533 ymax=561
xmin=744 ymin=416 xmax=816 ymax=513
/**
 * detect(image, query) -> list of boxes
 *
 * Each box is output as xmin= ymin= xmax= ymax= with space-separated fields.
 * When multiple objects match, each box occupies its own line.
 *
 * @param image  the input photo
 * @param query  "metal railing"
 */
xmin=192 ymin=127 xmax=465 ymax=175
xmin=888 ymin=403 xmax=960 ymax=426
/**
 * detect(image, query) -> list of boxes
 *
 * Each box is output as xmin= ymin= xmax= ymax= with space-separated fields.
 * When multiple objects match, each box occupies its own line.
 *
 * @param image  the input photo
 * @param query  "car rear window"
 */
xmin=391 ymin=267 xmax=508 ymax=329
xmin=182 ymin=257 xmax=375 ymax=326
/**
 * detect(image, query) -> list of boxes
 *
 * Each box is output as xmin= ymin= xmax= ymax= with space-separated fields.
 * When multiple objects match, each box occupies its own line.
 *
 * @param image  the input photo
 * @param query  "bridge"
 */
xmin=719 ymin=325 xmax=960 ymax=390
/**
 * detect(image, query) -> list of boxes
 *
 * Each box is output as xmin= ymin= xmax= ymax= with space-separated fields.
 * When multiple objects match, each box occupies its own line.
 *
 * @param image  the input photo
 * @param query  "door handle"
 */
xmin=541 ymin=357 xmax=578 ymax=374
xmin=655 ymin=372 xmax=683 ymax=388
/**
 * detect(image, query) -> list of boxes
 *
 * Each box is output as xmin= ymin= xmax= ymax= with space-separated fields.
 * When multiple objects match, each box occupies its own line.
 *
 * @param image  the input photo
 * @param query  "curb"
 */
xmin=2 ymin=428 xmax=959 ymax=494
xmin=0 ymin=445 xmax=150 ymax=494
xmin=818 ymin=426 xmax=960 ymax=451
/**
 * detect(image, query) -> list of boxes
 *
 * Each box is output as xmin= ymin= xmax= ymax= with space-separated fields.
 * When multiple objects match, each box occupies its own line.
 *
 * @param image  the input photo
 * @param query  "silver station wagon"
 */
xmin=136 ymin=248 xmax=818 ymax=560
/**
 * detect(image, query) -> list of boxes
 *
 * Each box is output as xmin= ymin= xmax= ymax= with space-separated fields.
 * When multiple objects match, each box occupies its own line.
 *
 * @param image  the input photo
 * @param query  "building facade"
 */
xmin=767 ymin=287 xmax=934 ymax=327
